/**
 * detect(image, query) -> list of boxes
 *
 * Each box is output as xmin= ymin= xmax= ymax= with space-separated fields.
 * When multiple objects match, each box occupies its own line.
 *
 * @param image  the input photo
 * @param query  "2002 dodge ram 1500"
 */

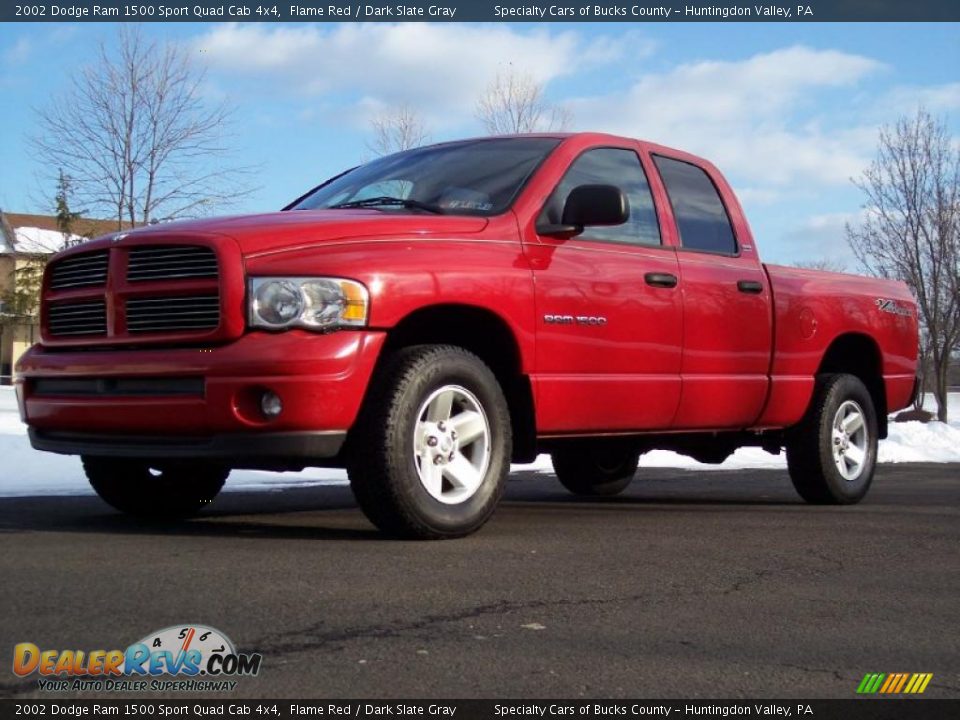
xmin=15 ymin=133 xmax=919 ymax=538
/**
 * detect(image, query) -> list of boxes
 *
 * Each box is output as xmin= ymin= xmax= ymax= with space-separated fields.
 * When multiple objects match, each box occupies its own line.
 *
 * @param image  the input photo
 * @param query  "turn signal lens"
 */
xmin=339 ymin=280 xmax=369 ymax=326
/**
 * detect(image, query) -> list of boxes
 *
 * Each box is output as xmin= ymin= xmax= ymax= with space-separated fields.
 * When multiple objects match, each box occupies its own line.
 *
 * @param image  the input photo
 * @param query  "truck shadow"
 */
xmin=0 ymin=486 xmax=384 ymax=541
xmin=0 ymin=470 xmax=811 ymax=541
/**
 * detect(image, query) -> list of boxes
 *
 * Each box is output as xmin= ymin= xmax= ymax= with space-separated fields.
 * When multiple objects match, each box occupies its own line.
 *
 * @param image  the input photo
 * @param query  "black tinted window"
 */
xmin=654 ymin=156 xmax=737 ymax=255
xmin=291 ymin=138 xmax=560 ymax=216
xmin=540 ymin=148 xmax=661 ymax=246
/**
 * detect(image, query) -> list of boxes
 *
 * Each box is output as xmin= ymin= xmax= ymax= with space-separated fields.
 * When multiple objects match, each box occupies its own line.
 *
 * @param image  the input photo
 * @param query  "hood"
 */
xmin=87 ymin=209 xmax=490 ymax=256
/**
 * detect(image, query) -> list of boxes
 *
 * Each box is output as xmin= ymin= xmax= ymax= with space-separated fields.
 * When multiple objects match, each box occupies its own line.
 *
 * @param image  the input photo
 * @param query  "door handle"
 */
xmin=737 ymin=280 xmax=764 ymax=294
xmin=645 ymin=272 xmax=678 ymax=289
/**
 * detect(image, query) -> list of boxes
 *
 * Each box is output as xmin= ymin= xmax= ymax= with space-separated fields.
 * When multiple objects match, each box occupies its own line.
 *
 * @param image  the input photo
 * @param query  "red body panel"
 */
xmin=756 ymin=264 xmax=918 ymax=427
xmin=18 ymin=331 xmax=384 ymax=435
xmin=16 ymin=132 xmax=919 ymax=454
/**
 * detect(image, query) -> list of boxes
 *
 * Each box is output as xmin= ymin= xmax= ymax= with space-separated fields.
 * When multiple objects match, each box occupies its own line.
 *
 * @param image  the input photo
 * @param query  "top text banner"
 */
xmin=4 ymin=0 xmax=960 ymax=22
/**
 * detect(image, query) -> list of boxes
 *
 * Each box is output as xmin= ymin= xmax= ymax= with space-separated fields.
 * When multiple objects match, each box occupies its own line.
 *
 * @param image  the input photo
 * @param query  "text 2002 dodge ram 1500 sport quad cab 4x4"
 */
xmin=15 ymin=133 xmax=919 ymax=538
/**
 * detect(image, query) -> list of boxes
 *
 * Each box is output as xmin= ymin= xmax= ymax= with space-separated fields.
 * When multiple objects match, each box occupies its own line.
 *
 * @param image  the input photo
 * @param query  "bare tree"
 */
xmin=792 ymin=258 xmax=848 ymax=273
xmin=368 ymin=105 xmax=430 ymax=157
xmin=846 ymin=109 xmax=960 ymax=422
xmin=475 ymin=67 xmax=571 ymax=135
xmin=32 ymin=27 xmax=251 ymax=230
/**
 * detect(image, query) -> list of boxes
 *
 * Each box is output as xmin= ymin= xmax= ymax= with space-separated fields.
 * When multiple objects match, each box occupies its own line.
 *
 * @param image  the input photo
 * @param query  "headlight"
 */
xmin=249 ymin=277 xmax=369 ymax=331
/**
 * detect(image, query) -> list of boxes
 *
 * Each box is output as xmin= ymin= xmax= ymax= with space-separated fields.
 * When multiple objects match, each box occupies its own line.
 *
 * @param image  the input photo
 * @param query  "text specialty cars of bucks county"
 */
xmin=15 ymin=133 xmax=919 ymax=538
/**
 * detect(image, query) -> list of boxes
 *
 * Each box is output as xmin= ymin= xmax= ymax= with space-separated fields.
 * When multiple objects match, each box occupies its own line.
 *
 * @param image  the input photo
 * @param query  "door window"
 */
xmin=540 ymin=148 xmax=661 ymax=246
xmin=653 ymin=155 xmax=737 ymax=255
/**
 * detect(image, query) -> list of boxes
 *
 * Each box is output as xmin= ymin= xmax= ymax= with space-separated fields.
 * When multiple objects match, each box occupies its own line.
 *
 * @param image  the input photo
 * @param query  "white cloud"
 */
xmin=568 ymin=45 xmax=885 ymax=188
xmin=776 ymin=211 xmax=866 ymax=267
xmin=879 ymin=82 xmax=960 ymax=114
xmin=3 ymin=37 xmax=31 ymax=65
xmin=193 ymin=23 xmax=641 ymax=127
xmin=191 ymin=29 xmax=955 ymax=199
xmin=735 ymin=187 xmax=783 ymax=207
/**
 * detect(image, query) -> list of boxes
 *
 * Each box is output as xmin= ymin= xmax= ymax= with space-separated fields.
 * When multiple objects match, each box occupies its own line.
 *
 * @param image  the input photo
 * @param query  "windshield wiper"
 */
xmin=329 ymin=196 xmax=445 ymax=214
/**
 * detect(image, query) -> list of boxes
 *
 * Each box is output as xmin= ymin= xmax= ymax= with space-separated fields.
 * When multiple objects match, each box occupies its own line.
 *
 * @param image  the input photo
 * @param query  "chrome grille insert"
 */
xmin=126 ymin=295 xmax=220 ymax=334
xmin=48 ymin=251 xmax=109 ymax=290
xmin=127 ymin=245 xmax=218 ymax=282
xmin=48 ymin=300 xmax=107 ymax=336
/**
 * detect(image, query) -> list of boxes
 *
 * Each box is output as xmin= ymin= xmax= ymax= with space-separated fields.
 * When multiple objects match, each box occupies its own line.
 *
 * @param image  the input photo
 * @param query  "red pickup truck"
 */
xmin=15 ymin=133 xmax=918 ymax=538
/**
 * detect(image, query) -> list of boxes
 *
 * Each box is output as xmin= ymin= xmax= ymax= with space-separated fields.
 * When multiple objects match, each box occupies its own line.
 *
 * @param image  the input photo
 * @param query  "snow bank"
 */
xmin=0 ymin=386 xmax=957 ymax=497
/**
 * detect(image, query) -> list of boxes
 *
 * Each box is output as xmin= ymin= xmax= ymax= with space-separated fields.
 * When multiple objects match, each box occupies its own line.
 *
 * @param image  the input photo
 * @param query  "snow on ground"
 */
xmin=0 ymin=386 xmax=957 ymax=497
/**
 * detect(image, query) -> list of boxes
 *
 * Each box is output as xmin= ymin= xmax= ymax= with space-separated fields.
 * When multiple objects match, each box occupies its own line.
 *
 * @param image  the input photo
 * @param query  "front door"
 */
xmin=525 ymin=146 xmax=684 ymax=433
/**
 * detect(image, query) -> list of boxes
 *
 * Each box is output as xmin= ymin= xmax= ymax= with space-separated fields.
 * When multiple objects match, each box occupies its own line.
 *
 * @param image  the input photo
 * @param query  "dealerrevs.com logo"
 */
xmin=13 ymin=625 xmax=262 ymax=692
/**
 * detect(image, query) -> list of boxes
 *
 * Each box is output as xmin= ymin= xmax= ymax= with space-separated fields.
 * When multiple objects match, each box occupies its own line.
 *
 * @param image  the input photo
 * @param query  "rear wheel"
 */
xmin=82 ymin=457 xmax=228 ymax=518
xmin=347 ymin=345 xmax=511 ymax=539
xmin=552 ymin=443 xmax=640 ymax=497
xmin=786 ymin=373 xmax=878 ymax=504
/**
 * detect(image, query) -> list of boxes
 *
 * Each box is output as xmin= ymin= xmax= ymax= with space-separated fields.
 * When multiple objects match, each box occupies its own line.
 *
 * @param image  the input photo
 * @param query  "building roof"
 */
xmin=0 ymin=211 xmax=133 ymax=256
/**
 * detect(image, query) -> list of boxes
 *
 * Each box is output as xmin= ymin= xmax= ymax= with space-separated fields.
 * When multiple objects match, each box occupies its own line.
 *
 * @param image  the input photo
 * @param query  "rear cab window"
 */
xmin=653 ymin=155 xmax=737 ymax=255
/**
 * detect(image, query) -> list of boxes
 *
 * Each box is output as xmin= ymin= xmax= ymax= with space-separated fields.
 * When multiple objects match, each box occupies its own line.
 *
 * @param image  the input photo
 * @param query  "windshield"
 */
xmin=289 ymin=137 xmax=562 ymax=216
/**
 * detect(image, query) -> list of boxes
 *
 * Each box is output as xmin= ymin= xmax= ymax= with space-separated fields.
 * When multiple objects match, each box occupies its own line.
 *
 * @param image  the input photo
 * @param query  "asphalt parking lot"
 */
xmin=0 ymin=463 xmax=957 ymax=699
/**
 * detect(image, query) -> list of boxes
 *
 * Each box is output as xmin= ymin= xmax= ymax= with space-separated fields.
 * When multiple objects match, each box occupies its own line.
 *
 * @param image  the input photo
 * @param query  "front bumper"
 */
xmin=15 ymin=330 xmax=386 ymax=466
xmin=28 ymin=428 xmax=346 ymax=465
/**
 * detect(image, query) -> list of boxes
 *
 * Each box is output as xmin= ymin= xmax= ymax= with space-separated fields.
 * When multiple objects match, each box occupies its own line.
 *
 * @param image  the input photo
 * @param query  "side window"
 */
xmin=540 ymin=148 xmax=661 ymax=246
xmin=653 ymin=156 xmax=737 ymax=255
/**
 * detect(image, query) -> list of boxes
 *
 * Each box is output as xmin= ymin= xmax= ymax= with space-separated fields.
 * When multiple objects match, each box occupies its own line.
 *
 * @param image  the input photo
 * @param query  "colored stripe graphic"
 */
xmin=879 ymin=674 xmax=896 ymax=693
xmin=893 ymin=673 xmax=909 ymax=693
xmin=857 ymin=672 xmax=933 ymax=694
xmin=906 ymin=673 xmax=933 ymax=693
xmin=856 ymin=673 xmax=885 ymax=694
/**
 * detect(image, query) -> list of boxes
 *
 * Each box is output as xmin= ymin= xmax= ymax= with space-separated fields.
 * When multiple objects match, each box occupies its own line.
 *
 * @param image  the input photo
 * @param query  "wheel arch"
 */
xmin=375 ymin=303 xmax=537 ymax=462
xmin=816 ymin=332 xmax=888 ymax=438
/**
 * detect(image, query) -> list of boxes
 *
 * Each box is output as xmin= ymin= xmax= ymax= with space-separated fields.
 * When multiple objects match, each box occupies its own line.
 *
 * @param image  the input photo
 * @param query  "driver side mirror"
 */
xmin=537 ymin=184 xmax=629 ymax=237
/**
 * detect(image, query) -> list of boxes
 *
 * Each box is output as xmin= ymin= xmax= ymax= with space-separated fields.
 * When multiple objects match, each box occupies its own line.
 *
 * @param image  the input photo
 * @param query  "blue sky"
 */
xmin=1 ymin=21 xmax=958 ymax=266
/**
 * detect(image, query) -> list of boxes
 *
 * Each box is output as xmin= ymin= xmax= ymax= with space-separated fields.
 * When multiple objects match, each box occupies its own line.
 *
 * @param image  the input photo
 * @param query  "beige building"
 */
xmin=0 ymin=211 xmax=125 ymax=382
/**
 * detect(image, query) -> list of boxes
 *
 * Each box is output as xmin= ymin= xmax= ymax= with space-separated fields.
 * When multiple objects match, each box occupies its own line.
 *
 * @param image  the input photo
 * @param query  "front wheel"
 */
xmin=552 ymin=443 xmax=640 ymax=497
xmin=347 ymin=345 xmax=512 ymax=539
xmin=786 ymin=373 xmax=878 ymax=504
xmin=82 ymin=457 xmax=229 ymax=518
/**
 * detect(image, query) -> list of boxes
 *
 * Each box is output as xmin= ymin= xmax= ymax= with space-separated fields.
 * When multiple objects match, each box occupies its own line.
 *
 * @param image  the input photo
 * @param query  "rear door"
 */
xmin=525 ymin=145 xmax=683 ymax=433
xmin=651 ymin=154 xmax=772 ymax=429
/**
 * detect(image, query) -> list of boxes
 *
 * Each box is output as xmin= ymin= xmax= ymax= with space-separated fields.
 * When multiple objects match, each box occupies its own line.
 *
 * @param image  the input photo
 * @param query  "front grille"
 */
xmin=48 ymin=251 xmax=109 ymax=290
xmin=126 ymin=295 xmax=220 ymax=333
xmin=45 ymin=243 xmax=223 ymax=341
xmin=127 ymin=245 xmax=218 ymax=282
xmin=48 ymin=300 xmax=107 ymax=337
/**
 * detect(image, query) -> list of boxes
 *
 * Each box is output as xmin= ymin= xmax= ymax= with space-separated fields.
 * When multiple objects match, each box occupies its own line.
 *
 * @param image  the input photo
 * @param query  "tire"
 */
xmin=552 ymin=443 xmax=640 ymax=497
xmin=82 ymin=457 xmax=229 ymax=518
xmin=346 ymin=345 xmax=512 ymax=539
xmin=786 ymin=373 xmax=878 ymax=504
